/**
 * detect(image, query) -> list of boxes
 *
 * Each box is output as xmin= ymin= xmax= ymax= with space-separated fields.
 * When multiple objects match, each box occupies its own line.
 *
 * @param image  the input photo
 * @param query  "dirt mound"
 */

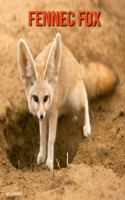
xmin=36 ymin=164 xmax=125 ymax=200
xmin=0 ymin=0 xmax=125 ymax=199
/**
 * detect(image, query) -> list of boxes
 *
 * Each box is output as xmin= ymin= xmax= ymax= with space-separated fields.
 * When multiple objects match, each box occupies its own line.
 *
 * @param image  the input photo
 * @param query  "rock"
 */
xmin=2 ymin=160 xmax=6 ymax=165
xmin=71 ymin=116 xmax=79 ymax=124
xmin=6 ymin=192 xmax=22 ymax=200
xmin=95 ymin=143 xmax=107 ymax=157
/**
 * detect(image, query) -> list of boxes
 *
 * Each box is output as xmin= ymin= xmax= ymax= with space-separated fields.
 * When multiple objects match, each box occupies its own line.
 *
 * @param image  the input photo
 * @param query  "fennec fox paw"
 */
xmin=45 ymin=159 xmax=54 ymax=170
xmin=37 ymin=152 xmax=46 ymax=166
xmin=83 ymin=125 xmax=91 ymax=137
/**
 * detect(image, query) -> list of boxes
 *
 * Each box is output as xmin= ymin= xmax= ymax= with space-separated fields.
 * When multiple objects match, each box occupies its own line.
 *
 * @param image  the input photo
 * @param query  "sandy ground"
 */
xmin=0 ymin=0 xmax=125 ymax=199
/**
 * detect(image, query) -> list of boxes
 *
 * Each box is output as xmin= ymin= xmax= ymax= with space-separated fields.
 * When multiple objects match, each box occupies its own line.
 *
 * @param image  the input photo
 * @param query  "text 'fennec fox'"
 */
xmin=18 ymin=33 xmax=119 ymax=170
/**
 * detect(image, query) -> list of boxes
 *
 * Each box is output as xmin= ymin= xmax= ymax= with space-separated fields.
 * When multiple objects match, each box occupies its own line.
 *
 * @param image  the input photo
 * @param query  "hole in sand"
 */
xmin=4 ymin=111 xmax=39 ymax=170
xmin=3 ymin=111 xmax=83 ymax=170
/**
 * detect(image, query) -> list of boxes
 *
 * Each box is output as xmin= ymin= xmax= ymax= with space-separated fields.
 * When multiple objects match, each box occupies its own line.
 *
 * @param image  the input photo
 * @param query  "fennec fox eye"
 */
xmin=44 ymin=95 xmax=48 ymax=102
xmin=33 ymin=95 xmax=39 ymax=102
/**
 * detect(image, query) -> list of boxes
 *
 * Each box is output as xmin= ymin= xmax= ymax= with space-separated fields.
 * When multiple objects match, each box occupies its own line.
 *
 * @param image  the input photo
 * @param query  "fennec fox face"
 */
xmin=26 ymin=79 xmax=54 ymax=120
xmin=18 ymin=35 xmax=61 ymax=121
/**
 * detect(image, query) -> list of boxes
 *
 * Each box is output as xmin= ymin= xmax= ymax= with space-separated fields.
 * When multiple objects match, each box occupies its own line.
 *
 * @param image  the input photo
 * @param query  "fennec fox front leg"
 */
xmin=37 ymin=119 xmax=47 ymax=166
xmin=37 ymin=111 xmax=58 ymax=170
xmin=46 ymin=110 xmax=58 ymax=170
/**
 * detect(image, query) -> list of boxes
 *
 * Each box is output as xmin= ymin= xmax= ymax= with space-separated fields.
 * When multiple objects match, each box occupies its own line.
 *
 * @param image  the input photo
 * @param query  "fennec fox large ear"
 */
xmin=18 ymin=39 xmax=37 ymax=85
xmin=44 ymin=33 xmax=61 ymax=82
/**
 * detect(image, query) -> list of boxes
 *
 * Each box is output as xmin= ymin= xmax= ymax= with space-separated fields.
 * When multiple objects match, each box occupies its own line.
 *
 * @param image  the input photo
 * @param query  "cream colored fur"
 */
xmin=18 ymin=33 xmax=118 ymax=170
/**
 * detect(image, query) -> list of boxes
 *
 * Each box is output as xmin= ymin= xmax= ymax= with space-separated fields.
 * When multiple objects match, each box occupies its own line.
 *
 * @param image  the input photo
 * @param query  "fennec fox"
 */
xmin=18 ymin=33 xmax=118 ymax=170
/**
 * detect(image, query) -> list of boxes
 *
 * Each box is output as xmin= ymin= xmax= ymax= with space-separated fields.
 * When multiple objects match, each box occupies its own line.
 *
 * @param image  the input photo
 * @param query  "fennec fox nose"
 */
xmin=40 ymin=114 xmax=44 ymax=119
